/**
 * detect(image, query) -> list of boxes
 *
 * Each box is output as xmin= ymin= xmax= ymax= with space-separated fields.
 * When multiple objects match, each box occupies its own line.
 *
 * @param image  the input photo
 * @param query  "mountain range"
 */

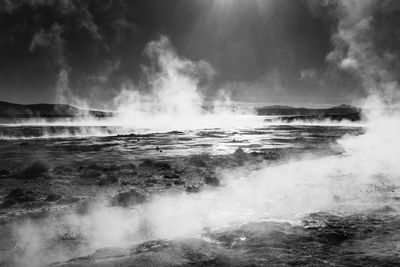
xmin=0 ymin=101 xmax=361 ymax=121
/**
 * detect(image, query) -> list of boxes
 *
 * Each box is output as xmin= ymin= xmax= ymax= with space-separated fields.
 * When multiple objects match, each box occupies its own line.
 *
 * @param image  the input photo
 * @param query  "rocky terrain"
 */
xmin=2 ymin=123 xmax=392 ymax=267
xmin=0 ymin=146 xmax=309 ymax=224
xmin=1 ymin=146 xmax=399 ymax=266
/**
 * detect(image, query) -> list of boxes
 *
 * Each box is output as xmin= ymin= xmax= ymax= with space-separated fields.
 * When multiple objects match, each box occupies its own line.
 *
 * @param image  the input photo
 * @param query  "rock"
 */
xmin=0 ymin=169 xmax=10 ymax=176
xmin=174 ymin=180 xmax=185 ymax=185
xmin=45 ymin=193 xmax=62 ymax=202
xmin=186 ymin=185 xmax=200 ymax=193
xmin=204 ymin=176 xmax=220 ymax=186
xmin=87 ymin=163 xmax=104 ymax=171
xmin=58 ymin=196 xmax=80 ymax=205
xmin=80 ymin=169 xmax=102 ymax=179
xmin=111 ymin=189 xmax=146 ymax=207
xmin=233 ymin=147 xmax=246 ymax=159
xmin=119 ymin=163 xmax=137 ymax=175
xmin=59 ymin=232 xmax=82 ymax=240
xmin=319 ymin=231 xmax=351 ymax=244
xmin=106 ymin=165 xmax=118 ymax=171
xmin=76 ymin=166 xmax=84 ymax=171
xmin=20 ymin=160 xmax=49 ymax=179
xmin=52 ymin=165 xmax=73 ymax=175
xmin=145 ymin=178 xmax=158 ymax=184
xmin=4 ymin=188 xmax=36 ymax=203
xmin=98 ymin=176 xmax=118 ymax=186
xmin=0 ymin=199 xmax=16 ymax=208
xmin=121 ymin=163 xmax=136 ymax=170
xmin=131 ymin=240 xmax=171 ymax=254
xmin=139 ymin=159 xmax=171 ymax=170
xmin=264 ymin=152 xmax=279 ymax=161
xmin=233 ymin=147 xmax=246 ymax=165
xmin=303 ymin=219 xmax=327 ymax=229
xmin=86 ymin=163 xmax=117 ymax=172
xmin=188 ymin=154 xmax=209 ymax=167
xmin=165 ymin=183 xmax=172 ymax=187
xmin=163 ymin=173 xmax=180 ymax=179
xmin=6 ymin=188 xmax=24 ymax=198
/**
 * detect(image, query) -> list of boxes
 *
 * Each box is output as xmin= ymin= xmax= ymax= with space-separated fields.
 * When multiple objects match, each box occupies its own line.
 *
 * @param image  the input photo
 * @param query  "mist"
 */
xmin=8 ymin=100 xmax=398 ymax=266
xmin=2 ymin=1 xmax=400 ymax=266
xmin=0 ymin=34 xmax=362 ymax=140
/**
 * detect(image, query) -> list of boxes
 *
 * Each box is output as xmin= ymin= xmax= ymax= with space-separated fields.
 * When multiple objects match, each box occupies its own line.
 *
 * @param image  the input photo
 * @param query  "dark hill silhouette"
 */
xmin=0 ymin=101 xmax=361 ymax=121
xmin=0 ymin=101 xmax=113 ymax=118
xmin=256 ymin=104 xmax=361 ymax=121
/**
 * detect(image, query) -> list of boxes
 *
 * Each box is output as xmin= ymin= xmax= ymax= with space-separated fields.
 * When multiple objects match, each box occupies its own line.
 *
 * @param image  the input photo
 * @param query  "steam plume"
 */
xmin=8 ymin=2 xmax=400 ymax=266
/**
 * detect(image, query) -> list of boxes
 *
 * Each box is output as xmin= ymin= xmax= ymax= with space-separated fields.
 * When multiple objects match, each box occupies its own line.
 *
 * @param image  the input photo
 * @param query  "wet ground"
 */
xmin=2 ymin=121 xmax=399 ymax=266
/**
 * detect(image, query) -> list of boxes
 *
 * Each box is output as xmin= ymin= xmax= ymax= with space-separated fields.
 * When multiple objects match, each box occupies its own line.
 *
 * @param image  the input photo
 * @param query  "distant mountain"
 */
xmin=256 ymin=104 xmax=362 ymax=121
xmin=0 ymin=101 xmax=113 ymax=118
xmin=0 ymin=101 xmax=362 ymax=121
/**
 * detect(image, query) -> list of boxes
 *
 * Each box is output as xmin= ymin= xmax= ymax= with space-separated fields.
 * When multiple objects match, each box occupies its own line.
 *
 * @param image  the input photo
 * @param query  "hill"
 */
xmin=256 ymin=104 xmax=362 ymax=121
xmin=0 ymin=101 xmax=113 ymax=118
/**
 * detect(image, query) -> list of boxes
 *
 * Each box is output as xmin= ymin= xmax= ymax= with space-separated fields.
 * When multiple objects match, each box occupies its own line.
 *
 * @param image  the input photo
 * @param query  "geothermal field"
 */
xmin=1 ymin=103 xmax=400 ymax=267
xmin=1 ymin=0 xmax=400 ymax=266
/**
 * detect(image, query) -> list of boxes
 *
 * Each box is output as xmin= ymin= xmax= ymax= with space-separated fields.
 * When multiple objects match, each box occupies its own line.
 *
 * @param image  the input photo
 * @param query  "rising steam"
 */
xmin=11 ymin=109 xmax=400 ymax=266
xmin=112 ymin=35 xmax=255 ymax=131
xmin=8 ymin=1 xmax=400 ymax=266
xmin=2 ymin=35 xmax=259 ymax=138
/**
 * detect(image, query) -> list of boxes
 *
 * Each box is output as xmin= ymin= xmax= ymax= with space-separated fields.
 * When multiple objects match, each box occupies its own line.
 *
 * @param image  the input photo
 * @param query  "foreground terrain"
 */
xmin=1 ymin=122 xmax=399 ymax=266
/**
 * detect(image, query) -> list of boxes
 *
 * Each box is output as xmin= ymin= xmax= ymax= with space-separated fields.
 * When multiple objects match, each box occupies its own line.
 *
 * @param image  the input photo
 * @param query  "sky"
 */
xmin=0 ymin=0 xmax=399 ymax=107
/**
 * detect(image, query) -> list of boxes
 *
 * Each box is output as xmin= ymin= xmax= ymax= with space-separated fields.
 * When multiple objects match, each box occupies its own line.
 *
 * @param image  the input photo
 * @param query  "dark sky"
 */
xmin=0 ymin=0 xmax=397 ymax=107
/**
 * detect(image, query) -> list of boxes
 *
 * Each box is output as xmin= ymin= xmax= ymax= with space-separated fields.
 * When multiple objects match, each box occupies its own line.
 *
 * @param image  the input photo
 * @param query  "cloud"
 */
xmin=0 ymin=0 xmax=76 ymax=13
xmin=0 ymin=0 xmax=138 ymax=106
xmin=339 ymin=57 xmax=359 ymax=70
xmin=28 ymin=22 xmax=72 ymax=104
xmin=306 ymin=0 xmax=400 ymax=106
xmin=143 ymin=35 xmax=216 ymax=94
xmin=77 ymin=4 xmax=102 ymax=41
xmin=29 ymin=23 xmax=66 ymax=67
xmin=300 ymin=68 xmax=317 ymax=80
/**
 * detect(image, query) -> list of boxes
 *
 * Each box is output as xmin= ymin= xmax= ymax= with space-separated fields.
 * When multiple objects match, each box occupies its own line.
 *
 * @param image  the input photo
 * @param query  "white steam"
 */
xmin=11 ymin=111 xmax=400 ymax=266
xmin=112 ymin=35 xmax=255 ymax=131
xmin=3 ymin=35 xmax=260 ymax=137
xmin=8 ymin=2 xmax=400 ymax=266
